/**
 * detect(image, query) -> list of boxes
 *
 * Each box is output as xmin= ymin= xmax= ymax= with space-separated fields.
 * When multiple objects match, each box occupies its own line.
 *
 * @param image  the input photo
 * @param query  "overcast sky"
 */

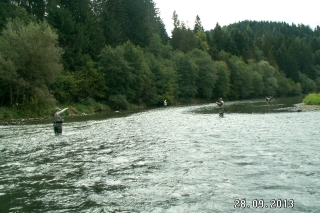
xmin=153 ymin=0 xmax=320 ymax=36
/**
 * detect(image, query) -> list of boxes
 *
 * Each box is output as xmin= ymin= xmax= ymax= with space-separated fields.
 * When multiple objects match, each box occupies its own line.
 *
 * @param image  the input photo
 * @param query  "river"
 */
xmin=0 ymin=97 xmax=319 ymax=212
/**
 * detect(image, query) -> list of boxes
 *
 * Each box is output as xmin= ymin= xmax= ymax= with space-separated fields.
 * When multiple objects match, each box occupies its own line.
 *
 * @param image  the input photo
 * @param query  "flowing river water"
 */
xmin=0 ymin=97 xmax=319 ymax=212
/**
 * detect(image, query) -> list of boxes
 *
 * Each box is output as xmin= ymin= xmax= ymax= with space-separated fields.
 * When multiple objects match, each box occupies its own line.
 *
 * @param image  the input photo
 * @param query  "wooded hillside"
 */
xmin=1 ymin=0 xmax=319 ymax=115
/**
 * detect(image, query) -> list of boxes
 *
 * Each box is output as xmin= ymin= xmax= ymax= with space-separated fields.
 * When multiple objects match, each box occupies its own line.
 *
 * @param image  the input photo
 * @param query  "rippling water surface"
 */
xmin=1 ymin=98 xmax=320 ymax=212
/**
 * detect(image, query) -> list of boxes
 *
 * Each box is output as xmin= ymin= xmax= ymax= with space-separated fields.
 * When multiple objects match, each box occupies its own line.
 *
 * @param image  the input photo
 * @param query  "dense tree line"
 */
xmin=0 ymin=0 xmax=319 ymax=114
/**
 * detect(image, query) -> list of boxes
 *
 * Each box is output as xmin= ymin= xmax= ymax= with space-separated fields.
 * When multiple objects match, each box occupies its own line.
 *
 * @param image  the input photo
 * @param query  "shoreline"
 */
xmin=1 ymin=103 xmax=320 ymax=126
xmin=0 ymin=113 xmax=93 ymax=126
xmin=0 ymin=106 xmax=152 ymax=126
xmin=285 ymin=103 xmax=320 ymax=112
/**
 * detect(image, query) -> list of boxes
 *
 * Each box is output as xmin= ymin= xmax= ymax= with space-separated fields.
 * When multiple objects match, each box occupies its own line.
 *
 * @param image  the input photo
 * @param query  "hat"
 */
xmin=219 ymin=98 xmax=223 ymax=100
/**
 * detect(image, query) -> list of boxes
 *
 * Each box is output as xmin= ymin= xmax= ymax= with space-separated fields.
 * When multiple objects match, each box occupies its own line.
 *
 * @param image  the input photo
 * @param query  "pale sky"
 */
xmin=153 ymin=0 xmax=320 ymax=36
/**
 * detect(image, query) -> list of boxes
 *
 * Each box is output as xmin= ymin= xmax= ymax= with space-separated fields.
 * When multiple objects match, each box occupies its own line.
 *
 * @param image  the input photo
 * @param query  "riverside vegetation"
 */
xmin=1 ymin=1 xmax=320 ymax=122
xmin=303 ymin=93 xmax=320 ymax=105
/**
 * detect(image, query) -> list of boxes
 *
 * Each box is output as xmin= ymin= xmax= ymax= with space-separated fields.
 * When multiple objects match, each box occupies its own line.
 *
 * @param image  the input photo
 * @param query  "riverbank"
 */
xmin=0 ymin=99 xmax=210 ymax=126
xmin=1 ymin=101 xmax=320 ymax=126
xmin=0 ymin=102 xmax=159 ymax=125
xmin=0 ymin=111 xmax=96 ymax=126
xmin=0 ymin=109 xmax=135 ymax=126
xmin=286 ymin=103 xmax=320 ymax=112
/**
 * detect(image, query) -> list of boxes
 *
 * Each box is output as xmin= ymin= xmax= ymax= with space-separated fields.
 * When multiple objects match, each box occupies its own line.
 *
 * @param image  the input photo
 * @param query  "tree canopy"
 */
xmin=0 ymin=1 xmax=320 ymax=113
xmin=0 ymin=18 xmax=63 ymax=112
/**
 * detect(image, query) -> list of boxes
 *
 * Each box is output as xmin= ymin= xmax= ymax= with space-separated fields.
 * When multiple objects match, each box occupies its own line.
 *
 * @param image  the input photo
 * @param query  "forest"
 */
xmin=1 ymin=0 xmax=320 ymax=118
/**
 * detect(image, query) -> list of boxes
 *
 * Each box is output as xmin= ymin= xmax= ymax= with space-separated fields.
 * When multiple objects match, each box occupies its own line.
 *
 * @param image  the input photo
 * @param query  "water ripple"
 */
xmin=0 ymin=104 xmax=320 ymax=212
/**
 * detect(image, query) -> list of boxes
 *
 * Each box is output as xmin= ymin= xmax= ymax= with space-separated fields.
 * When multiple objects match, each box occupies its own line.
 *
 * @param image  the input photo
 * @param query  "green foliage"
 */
xmin=99 ymin=44 xmax=132 ymax=98
xmin=0 ymin=107 xmax=15 ymax=120
xmin=46 ymin=5 xmax=90 ymax=71
xmin=145 ymin=49 xmax=177 ymax=105
xmin=0 ymin=18 xmax=63 ymax=110
xmin=174 ymin=52 xmax=198 ymax=99
xmin=51 ymin=71 xmax=78 ymax=103
xmin=298 ymin=72 xmax=317 ymax=94
xmin=303 ymin=93 xmax=320 ymax=105
xmin=171 ymin=26 xmax=198 ymax=53
xmin=193 ymin=15 xmax=204 ymax=33
xmin=108 ymin=94 xmax=130 ymax=110
xmin=250 ymin=71 xmax=264 ymax=97
xmin=0 ymin=2 xmax=35 ymax=31
xmin=126 ymin=41 xmax=157 ymax=104
xmin=256 ymin=60 xmax=278 ymax=95
xmin=212 ymin=61 xmax=230 ymax=99
xmin=315 ymin=77 xmax=320 ymax=92
xmin=100 ymin=41 xmax=157 ymax=105
xmin=188 ymin=49 xmax=217 ymax=99
xmin=148 ymin=34 xmax=174 ymax=61
xmin=195 ymin=30 xmax=209 ymax=52
xmin=3 ymin=3 xmax=320 ymax=119
xmin=227 ymin=55 xmax=254 ymax=99
xmin=73 ymin=98 xmax=110 ymax=113
xmin=148 ymin=34 xmax=163 ymax=57
xmin=73 ymin=61 xmax=107 ymax=103
xmin=289 ymin=81 xmax=302 ymax=96
xmin=102 ymin=0 xmax=168 ymax=47
xmin=123 ymin=41 xmax=150 ymax=103
xmin=274 ymin=70 xmax=291 ymax=96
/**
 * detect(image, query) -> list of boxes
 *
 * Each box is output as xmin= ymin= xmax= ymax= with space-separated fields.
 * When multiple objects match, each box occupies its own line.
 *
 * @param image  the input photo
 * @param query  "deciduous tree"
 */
xmin=0 ymin=19 xmax=63 ymax=110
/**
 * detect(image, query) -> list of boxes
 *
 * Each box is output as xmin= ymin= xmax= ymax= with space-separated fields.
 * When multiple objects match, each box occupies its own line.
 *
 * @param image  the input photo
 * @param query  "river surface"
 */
xmin=1 ymin=97 xmax=319 ymax=212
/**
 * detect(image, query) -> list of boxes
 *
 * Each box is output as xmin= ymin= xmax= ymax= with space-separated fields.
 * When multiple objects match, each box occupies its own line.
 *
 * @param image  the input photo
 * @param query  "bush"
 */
xmin=0 ymin=107 xmax=21 ymax=120
xmin=70 ymin=98 xmax=110 ymax=114
xmin=303 ymin=93 xmax=320 ymax=105
xmin=108 ymin=94 xmax=130 ymax=110
xmin=0 ymin=108 xmax=11 ymax=119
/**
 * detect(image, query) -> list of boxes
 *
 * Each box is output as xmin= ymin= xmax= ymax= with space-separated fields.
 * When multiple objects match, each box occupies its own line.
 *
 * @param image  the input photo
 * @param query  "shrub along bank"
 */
xmin=303 ymin=93 xmax=320 ymax=105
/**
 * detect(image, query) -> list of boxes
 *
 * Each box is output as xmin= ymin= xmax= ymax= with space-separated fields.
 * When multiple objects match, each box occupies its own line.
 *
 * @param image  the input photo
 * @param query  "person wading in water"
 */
xmin=164 ymin=99 xmax=167 ymax=108
xmin=265 ymin=96 xmax=272 ymax=104
xmin=53 ymin=107 xmax=68 ymax=134
xmin=216 ymin=98 xmax=225 ymax=118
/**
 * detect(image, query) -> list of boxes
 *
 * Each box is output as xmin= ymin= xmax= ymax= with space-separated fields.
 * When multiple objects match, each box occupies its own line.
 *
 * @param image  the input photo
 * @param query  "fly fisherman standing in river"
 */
xmin=216 ymin=98 xmax=225 ymax=118
xmin=53 ymin=107 xmax=68 ymax=134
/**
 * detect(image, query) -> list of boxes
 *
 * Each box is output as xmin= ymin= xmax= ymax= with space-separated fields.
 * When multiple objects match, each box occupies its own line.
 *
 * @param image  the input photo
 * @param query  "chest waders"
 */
xmin=53 ymin=108 xmax=68 ymax=134
xmin=53 ymin=112 xmax=63 ymax=134
xmin=217 ymin=101 xmax=225 ymax=117
xmin=53 ymin=120 xmax=63 ymax=134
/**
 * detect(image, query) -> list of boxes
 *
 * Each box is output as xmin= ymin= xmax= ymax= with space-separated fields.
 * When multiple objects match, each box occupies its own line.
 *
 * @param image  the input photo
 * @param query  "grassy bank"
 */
xmin=0 ymin=100 xmax=111 ymax=121
xmin=303 ymin=93 xmax=320 ymax=105
xmin=0 ymin=97 xmax=216 ymax=121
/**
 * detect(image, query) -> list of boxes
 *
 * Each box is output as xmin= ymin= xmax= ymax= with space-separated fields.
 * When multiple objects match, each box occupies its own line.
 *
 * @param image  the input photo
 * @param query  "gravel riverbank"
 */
xmin=286 ymin=103 xmax=320 ymax=112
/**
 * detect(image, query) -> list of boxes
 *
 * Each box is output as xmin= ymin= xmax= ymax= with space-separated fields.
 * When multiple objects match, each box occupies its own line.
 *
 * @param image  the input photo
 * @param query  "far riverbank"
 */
xmin=1 ymin=99 xmax=320 ymax=126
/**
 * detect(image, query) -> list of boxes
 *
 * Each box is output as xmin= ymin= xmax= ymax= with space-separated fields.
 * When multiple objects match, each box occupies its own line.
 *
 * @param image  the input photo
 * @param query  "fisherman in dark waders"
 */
xmin=53 ymin=107 xmax=68 ymax=134
xmin=216 ymin=98 xmax=225 ymax=118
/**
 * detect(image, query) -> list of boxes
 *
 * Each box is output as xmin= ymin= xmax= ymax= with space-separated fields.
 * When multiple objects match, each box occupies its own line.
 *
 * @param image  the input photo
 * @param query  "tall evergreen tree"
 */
xmin=193 ymin=15 xmax=203 ymax=33
xmin=101 ymin=0 xmax=128 ymax=46
xmin=208 ymin=23 xmax=224 ymax=60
